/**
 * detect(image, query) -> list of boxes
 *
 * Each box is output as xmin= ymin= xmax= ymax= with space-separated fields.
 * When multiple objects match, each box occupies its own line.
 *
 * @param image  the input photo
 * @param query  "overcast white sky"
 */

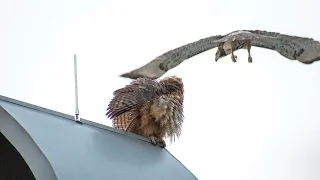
xmin=2 ymin=0 xmax=320 ymax=179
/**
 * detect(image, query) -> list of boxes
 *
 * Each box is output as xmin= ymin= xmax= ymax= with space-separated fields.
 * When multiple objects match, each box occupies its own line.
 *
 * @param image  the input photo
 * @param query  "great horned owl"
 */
xmin=106 ymin=76 xmax=184 ymax=148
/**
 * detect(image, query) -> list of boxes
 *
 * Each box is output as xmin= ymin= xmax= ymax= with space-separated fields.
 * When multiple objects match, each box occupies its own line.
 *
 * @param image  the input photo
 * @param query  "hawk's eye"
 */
xmin=159 ymin=63 xmax=168 ymax=71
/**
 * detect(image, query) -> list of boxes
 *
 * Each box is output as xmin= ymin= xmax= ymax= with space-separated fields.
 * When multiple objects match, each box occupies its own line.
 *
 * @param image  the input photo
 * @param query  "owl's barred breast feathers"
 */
xmin=106 ymin=76 xmax=184 ymax=146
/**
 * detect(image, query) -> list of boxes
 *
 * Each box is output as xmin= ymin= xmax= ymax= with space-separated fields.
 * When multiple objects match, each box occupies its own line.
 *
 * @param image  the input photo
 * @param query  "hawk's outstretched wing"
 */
xmin=246 ymin=30 xmax=320 ymax=64
xmin=120 ymin=35 xmax=224 ymax=80
xmin=120 ymin=30 xmax=320 ymax=80
xmin=215 ymin=30 xmax=270 ymax=43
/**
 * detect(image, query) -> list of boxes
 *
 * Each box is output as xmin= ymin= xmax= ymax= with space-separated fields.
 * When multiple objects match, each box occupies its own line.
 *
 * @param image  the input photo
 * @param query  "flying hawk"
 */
xmin=120 ymin=30 xmax=320 ymax=80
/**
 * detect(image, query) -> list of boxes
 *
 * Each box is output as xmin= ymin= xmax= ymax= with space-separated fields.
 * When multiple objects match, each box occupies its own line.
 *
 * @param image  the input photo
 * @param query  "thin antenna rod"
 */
xmin=74 ymin=54 xmax=81 ymax=122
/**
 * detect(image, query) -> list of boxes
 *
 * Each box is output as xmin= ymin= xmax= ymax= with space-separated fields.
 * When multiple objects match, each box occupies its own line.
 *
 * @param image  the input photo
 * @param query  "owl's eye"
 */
xmin=167 ymin=83 xmax=180 ymax=92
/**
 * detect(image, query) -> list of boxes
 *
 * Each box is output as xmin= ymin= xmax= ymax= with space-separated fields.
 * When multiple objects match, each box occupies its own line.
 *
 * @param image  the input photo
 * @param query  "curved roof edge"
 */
xmin=0 ymin=106 xmax=58 ymax=180
xmin=0 ymin=95 xmax=149 ymax=143
xmin=0 ymin=95 xmax=197 ymax=179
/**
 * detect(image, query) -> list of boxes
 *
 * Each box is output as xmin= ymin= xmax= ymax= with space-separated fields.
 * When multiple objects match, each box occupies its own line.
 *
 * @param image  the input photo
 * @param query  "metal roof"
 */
xmin=0 ymin=95 xmax=197 ymax=180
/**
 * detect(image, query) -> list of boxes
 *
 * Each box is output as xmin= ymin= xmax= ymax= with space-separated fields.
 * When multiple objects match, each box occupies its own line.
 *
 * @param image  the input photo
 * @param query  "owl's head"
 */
xmin=160 ymin=76 xmax=184 ymax=94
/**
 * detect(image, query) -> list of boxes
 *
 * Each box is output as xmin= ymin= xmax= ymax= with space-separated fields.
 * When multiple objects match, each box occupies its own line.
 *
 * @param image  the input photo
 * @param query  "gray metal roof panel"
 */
xmin=0 ymin=106 xmax=58 ymax=180
xmin=0 ymin=95 xmax=197 ymax=180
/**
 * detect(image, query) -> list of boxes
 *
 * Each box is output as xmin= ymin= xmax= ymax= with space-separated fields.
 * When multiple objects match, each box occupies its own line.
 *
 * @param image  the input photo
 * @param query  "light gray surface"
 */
xmin=0 ymin=95 xmax=197 ymax=180
xmin=0 ymin=106 xmax=58 ymax=180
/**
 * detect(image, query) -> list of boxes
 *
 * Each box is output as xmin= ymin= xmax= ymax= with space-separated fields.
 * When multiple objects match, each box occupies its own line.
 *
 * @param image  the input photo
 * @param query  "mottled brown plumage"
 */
xmin=106 ymin=76 xmax=184 ymax=148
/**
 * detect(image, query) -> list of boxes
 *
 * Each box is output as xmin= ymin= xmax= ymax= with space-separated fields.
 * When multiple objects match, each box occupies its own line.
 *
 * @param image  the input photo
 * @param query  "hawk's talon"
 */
xmin=231 ymin=55 xmax=237 ymax=62
xmin=248 ymin=57 xmax=252 ymax=63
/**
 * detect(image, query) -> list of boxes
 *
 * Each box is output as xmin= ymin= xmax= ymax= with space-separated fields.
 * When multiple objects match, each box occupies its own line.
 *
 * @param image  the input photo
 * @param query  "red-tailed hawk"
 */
xmin=119 ymin=30 xmax=320 ymax=80
xmin=106 ymin=76 xmax=184 ymax=148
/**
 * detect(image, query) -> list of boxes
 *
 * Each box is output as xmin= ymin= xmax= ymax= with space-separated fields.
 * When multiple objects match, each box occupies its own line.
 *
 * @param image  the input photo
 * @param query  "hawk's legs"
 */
xmin=231 ymin=47 xmax=237 ymax=62
xmin=247 ymin=41 xmax=253 ymax=63
xmin=150 ymin=136 xmax=166 ymax=148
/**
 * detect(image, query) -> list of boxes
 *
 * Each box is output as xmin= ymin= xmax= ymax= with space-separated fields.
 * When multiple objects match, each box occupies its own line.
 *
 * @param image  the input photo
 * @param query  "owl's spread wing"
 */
xmin=106 ymin=77 xmax=163 ymax=120
xmin=112 ymin=111 xmax=138 ymax=132
xmin=247 ymin=30 xmax=320 ymax=64
xmin=120 ymin=34 xmax=225 ymax=80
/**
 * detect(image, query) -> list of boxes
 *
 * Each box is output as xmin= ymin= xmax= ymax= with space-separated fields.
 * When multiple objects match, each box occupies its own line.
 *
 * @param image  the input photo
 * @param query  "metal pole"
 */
xmin=74 ymin=54 xmax=81 ymax=123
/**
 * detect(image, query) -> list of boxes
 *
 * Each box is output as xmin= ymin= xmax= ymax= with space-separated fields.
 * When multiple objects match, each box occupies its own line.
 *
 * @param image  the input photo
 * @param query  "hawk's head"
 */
xmin=215 ymin=45 xmax=228 ymax=62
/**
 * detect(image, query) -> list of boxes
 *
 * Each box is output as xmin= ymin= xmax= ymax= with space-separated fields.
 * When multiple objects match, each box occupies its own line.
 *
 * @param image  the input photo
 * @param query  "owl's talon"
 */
xmin=150 ymin=136 xmax=157 ymax=146
xmin=248 ymin=57 xmax=252 ymax=63
xmin=158 ymin=138 xmax=166 ymax=148
xmin=150 ymin=136 xmax=166 ymax=148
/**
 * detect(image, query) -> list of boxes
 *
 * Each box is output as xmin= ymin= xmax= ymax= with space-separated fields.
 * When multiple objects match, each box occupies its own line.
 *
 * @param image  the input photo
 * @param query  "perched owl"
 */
xmin=106 ymin=76 xmax=184 ymax=148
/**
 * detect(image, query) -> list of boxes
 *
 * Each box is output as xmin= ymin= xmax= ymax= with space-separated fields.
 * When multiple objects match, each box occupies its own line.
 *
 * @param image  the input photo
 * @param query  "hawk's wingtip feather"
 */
xmin=119 ymin=73 xmax=129 ymax=78
xmin=119 ymin=72 xmax=139 ymax=80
